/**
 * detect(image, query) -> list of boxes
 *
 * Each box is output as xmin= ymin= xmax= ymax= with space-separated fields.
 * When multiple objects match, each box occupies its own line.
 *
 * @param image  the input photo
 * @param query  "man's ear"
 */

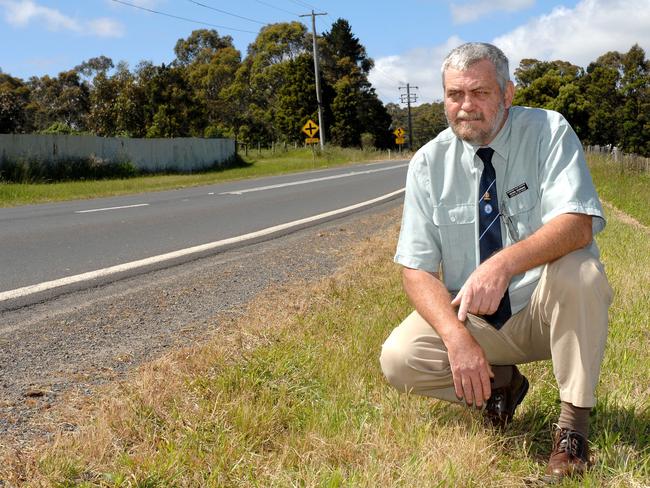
xmin=504 ymin=80 xmax=515 ymax=109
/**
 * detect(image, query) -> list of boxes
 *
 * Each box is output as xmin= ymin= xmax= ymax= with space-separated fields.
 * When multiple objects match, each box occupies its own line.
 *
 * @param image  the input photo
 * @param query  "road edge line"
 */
xmin=0 ymin=188 xmax=405 ymax=303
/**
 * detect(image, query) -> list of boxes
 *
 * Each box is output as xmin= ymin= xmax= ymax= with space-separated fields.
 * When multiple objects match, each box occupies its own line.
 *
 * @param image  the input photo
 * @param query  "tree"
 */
xmin=619 ymin=44 xmax=650 ymax=155
xmin=86 ymin=62 xmax=146 ymax=137
xmin=583 ymin=53 xmax=623 ymax=147
xmin=330 ymin=75 xmax=360 ymax=147
xmin=75 ymin=55 xmax=114 ymax=81
xmin=174 ymin=29 xmax=235 ymax=66
xmin=174 ymin=30 xmax=241 ymax=137
xmin=321 ymin=19 xmax=391 ymax=147
xmin=0 ymin=73 xmax=32 ymax=133
xmin=513 ymin=59 xmax=584 ymax=109
xmin=226 ymin=22 xmax=311 ymax=143
xmin=272 ymin=54 xmax=317 ymax=143
xmin=136 ymin=62 xmax=197 ymax=138
xmin=322 ymin=18 xmax=373 ymax=79
xmin=27 ymin=70 xmax=90 ymax=131
xmin=549 ymin=83 xmax=590 ymax=141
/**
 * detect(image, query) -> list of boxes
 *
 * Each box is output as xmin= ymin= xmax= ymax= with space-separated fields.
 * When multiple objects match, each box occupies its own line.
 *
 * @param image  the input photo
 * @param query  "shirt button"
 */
xmin=518 ymin=203 xmax=523 ymax=209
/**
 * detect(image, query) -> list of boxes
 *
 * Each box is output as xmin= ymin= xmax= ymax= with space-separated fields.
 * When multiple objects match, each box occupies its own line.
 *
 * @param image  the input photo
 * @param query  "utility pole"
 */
xmin=300 ymin=10 xmax=327 ymax=150
xmin=399 ymin=83 xmax=418 ymax=151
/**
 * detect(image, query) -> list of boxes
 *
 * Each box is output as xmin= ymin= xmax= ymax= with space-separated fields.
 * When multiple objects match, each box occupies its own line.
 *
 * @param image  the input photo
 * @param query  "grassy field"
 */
xmin=0 ymin=146 xmax=405 ymax=207
xmin=5 ymin=171 xmax=648 ymax=486
xmin=588 ymin=152 xmax=650 ymax=226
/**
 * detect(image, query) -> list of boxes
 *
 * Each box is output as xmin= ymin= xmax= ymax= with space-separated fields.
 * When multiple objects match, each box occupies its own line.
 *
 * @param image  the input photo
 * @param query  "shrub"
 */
xmin=360 ymin=132 xmax=375 ymax=150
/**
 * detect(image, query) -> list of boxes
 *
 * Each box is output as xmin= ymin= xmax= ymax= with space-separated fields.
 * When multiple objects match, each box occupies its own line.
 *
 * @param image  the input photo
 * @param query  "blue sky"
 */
xmin=1 ymin=0 xmax=649 ymax=104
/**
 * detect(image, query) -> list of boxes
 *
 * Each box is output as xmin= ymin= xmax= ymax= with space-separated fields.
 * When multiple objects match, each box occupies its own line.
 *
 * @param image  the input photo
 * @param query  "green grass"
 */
xmin=0 ymin=146 xmax=398 ymax=207
xmin=587 ymin=152 xmax=650 ymax=226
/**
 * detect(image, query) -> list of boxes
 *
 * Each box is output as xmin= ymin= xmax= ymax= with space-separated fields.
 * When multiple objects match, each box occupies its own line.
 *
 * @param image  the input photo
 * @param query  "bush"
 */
xmin=360 ymin=132 xmax=375 ymax=150
xmin=40 ymin=122 xmax=75 ymax=135
xmin=203 ymin=125 xmax=222 ymax=139
xmin=0 ymin=155 xmax=138 ymax=183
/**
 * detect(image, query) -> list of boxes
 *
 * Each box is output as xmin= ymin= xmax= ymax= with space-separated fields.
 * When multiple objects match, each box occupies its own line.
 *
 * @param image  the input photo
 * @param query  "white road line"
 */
xmin=75 ymin=203 xmax=150 ymax=214
xmin=0 ymin=188 xmax=405 ymax=303
xmin=220 ymin=163 xmax=408 ymax=195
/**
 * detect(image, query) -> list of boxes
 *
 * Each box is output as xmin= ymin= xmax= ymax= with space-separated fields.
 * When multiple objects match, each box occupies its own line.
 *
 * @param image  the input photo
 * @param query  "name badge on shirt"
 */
xmin=506 ymin=183 xmax=529 ymax=198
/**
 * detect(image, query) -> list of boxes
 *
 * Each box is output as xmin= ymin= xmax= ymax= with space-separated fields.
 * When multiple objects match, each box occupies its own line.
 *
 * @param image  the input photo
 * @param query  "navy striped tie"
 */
xmin=477 ymin=147 xmax=511 ymax=329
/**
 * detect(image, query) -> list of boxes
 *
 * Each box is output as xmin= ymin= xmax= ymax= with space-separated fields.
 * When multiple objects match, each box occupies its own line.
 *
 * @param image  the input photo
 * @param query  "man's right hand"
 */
xmin=446 ymin=330 xmax=493 ymax=407
xmin=402 ymin=267 xmax=494 ymax=407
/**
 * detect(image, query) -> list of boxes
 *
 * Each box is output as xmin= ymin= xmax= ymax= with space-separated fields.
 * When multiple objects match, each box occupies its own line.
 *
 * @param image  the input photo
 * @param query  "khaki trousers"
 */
xmin=380 ymin=250 xmax=613 ymax=408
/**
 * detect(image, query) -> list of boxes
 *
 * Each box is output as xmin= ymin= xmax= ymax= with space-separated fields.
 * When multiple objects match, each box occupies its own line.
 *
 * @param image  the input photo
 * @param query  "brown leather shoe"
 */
xmin=543 ymin=424 xmax=590 ymax=483
xmin=484 ymin=366 xmax=529 ymax=427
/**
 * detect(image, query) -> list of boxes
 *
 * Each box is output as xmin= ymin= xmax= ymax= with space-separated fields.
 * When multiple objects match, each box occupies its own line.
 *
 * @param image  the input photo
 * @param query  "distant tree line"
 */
xmin=0 ymin=19 xmax=393 ymax=149
xmin=387 ymin=44 xmax=649 ymax=157
xmin=513 ymin=44 xmax=649 ymax=157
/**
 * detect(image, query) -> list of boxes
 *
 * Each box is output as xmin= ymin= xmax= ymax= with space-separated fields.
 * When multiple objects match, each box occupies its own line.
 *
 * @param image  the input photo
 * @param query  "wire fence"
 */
xmin=585 ymin=145 xmax=650 ymax=174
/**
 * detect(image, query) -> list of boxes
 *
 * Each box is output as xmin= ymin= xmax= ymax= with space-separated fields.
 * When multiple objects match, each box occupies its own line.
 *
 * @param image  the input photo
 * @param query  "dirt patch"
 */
xmin=602 ymin=200 xmax=650 ymax=233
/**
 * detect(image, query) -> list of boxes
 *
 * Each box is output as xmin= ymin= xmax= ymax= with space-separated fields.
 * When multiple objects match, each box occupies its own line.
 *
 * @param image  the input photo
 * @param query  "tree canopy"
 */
xmin=512 ymin=44 xmax=649 ymax=156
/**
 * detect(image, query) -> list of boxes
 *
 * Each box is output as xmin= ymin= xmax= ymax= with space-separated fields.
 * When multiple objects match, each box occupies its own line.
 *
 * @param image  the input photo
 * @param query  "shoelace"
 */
xmin=554 ymin=427 xmax=587 ymax=459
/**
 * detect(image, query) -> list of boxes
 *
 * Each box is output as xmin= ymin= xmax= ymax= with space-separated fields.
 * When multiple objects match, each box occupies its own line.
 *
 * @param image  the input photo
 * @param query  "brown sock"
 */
xmin=558 ymin=401 xmax=590 ymax=438
xmin=490 ymin=365 xmax=513 ymax=389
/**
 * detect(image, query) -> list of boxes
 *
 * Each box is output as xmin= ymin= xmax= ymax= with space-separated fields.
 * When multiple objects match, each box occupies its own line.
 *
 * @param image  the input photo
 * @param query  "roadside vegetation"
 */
xmin=4 ymin=174 xmax=648 ymax=486
xmin=587 ymin=152 xmax=650 ymax=226
xmin=0 ymin=146 xmax=402 ymax=207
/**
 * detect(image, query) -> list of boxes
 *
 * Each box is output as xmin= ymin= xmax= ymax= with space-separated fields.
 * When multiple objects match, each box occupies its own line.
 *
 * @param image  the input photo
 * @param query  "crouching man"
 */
xmin=380 ymin=42 xmax=613 ymax=482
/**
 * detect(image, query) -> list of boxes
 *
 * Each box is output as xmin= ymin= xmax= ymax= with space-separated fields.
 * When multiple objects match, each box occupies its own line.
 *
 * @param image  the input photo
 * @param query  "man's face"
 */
xmin=443 ymin=59 xmax=514 ymax=145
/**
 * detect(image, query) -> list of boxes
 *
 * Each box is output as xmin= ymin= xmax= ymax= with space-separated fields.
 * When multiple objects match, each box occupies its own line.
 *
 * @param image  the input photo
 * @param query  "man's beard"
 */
xmin=446 ymin=100 xmax=505 ymax=145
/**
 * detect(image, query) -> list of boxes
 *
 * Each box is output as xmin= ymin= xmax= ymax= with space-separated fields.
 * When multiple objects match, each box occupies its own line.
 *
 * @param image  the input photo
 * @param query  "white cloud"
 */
xmin=370 ymin=0 xmax=650 ymax=103
xmin=369 ymin=36 xmax=463 ymax=105
xmin=0 ymin=0 xmax=78 ymax=30
xmin=0 ymin=0 xmax=124 ymax=37
xmin=87 ymin=18 xmax=124 ymax=38
xmin=494 ymin=0 xmax=650 ymax=79
xmin=451 ymin=0 xmax=534 ymax=24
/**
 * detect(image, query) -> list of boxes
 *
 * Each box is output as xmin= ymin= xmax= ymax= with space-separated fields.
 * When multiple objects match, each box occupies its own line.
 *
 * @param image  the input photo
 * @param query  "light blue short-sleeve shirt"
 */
xmin=394 ymin=106 xmax=605 ymax=314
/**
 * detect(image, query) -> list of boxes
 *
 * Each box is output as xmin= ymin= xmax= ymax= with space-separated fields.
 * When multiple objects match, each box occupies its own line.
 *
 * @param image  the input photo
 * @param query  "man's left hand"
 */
xmin=451 ymin=256 xmax=511 ymax=322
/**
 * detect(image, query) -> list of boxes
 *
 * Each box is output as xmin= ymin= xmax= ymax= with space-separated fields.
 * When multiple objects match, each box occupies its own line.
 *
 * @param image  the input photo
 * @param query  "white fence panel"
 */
xmin=0 ymin=134 xmax=236 ymax=172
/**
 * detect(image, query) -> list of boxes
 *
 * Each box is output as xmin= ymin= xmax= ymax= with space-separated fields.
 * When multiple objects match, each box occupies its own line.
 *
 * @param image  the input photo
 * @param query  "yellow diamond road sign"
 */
xmin=393 ymin=127 xmax=405 ymax=137
xmin=302 ymin=120 xmax=319 ymax=137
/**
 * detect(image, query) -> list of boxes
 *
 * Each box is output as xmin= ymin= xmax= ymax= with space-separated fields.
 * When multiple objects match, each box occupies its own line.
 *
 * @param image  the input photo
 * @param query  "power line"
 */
xmin=372 ymin=65 xmax=402 ymax=85
xmin=252 ymin=0 xmax=300 ymax=17
xmin=187 ymin=0 xmax=267 ymax=25
xmin=110 ymin=0 xmax=258 ymax=34
xmin=287 ymin=0 xmax=319 ymax=10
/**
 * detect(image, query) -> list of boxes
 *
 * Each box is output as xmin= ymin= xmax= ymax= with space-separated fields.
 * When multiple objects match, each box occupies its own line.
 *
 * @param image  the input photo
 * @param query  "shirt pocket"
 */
xmin=501 ymin=186 xmax=540 ymax=243
xmin=433 ymin=204 xmax=475 ymax=291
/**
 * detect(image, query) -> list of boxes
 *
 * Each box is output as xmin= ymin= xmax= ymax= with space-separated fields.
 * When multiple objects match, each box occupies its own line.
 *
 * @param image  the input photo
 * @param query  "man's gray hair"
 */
xmin=441 ymin=42 xmax=510 ymax=93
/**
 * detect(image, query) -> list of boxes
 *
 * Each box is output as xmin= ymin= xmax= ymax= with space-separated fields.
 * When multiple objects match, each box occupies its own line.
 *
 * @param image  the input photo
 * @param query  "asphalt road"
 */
xmin=0 ymin=160 xmax=408 ymax=307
